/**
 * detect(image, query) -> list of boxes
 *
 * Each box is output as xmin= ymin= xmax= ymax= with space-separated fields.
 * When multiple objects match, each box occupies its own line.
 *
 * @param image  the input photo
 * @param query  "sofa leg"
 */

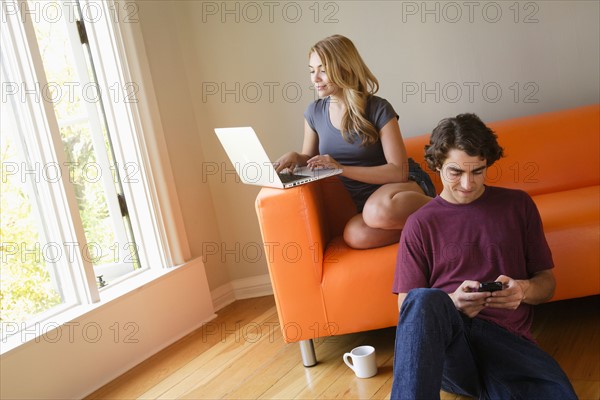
xmin=299 ymin=339 xmax=317 ymax=367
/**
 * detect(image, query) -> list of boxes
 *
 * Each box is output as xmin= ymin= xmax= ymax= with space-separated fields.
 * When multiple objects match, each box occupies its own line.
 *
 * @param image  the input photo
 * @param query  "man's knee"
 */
xmin=401 ymin=289 xmax=454 ymax=320
xmin=399 ymin=288 xmax=455 ymax=326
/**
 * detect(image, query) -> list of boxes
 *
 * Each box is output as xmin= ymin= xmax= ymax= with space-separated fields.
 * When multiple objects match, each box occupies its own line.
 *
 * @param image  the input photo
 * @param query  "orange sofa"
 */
xmin=255 ymin=104 xmax=600 ymax=366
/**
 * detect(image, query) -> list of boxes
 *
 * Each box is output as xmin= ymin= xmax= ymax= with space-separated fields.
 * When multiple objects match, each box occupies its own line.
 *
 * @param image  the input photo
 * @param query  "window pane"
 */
xmin=60 ymin=122 xmax=116 ymax=266
xmin=29 ymin=0 xmax=140 ymax=284
xmin=0 ymin=97 xmax=64 ymax=331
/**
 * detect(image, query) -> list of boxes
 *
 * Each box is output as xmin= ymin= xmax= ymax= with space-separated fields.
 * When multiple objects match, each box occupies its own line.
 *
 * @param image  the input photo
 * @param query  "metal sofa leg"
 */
xmin=299 ymin=339 xmax=317 ymax=367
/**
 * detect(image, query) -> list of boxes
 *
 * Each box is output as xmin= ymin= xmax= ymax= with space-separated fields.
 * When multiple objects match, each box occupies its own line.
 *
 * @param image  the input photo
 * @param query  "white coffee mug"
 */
xmin=343 ymin=345 xmax=377 ymax=378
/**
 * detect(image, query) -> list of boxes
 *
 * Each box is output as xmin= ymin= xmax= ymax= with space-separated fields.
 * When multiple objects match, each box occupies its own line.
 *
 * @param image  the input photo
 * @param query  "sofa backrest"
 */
xmin=405 ymin=104 xmax=600 ymax=197
xmin=321 ymin=104 xmax=599 ymax=236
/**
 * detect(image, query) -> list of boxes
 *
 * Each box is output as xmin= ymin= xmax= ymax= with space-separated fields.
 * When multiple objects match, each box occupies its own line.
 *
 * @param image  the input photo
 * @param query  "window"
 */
xmin=1 ymin=0 xmax=178 ymax=346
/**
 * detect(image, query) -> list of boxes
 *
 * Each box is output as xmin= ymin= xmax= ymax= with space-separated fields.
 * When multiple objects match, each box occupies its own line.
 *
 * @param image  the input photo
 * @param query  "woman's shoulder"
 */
xmin=366 ymin=95 xmax=398 ymax=126
xmin=367 ymin=95 xmax=393 ymax=109
xmin=304 ymin=97 xmax=329 ymax=115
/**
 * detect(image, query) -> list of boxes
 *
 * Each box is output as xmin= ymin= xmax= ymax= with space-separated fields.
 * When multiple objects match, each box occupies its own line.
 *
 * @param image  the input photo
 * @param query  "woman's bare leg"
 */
xmin=343 ymin=181 xmax=432 ymax=249
xmin=363 ymin=181 xmax=432 ymax=229
xmin=343 ymin=214 xmax=401 ymax=249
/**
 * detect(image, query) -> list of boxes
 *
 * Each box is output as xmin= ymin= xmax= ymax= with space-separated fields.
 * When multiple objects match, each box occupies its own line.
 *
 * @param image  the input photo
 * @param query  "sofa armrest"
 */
xmin=255 ymin=182 xmax=332 ymax=341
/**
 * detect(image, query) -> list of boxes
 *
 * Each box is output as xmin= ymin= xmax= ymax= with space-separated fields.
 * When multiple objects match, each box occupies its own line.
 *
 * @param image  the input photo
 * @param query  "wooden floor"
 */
xmin=87 ymin=295 xmax=599 ymax=399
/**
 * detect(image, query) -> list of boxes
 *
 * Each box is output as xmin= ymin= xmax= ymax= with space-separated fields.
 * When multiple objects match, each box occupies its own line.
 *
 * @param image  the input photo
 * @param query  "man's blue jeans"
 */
xmin=391 ymin=288 xmax=577 ymax=400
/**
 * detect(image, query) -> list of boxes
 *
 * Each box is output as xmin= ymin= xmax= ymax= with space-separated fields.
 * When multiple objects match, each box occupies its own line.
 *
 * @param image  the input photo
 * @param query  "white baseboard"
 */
xmin=211 ymin=274 xmax=273 ymax=312
xmin=210 ymin=282 xmax=236 ymax=311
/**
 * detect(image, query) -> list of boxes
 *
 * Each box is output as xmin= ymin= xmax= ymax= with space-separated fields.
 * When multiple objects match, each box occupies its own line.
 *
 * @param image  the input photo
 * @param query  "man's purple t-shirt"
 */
xmin=393 ymin=186 xmax=553 ymax=341
xmin=304 ymin=95 xmax=397 ymax=212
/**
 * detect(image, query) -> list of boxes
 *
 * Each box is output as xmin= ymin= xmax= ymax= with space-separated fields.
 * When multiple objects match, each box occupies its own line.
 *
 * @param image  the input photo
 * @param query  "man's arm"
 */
xmin=487 ymin=269 xmax=556 ymax=309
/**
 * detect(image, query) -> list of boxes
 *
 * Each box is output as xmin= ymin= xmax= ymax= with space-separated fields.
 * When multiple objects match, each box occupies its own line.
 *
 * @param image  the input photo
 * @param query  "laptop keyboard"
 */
xmin=278 ymin=173 xmax=310 ymax=183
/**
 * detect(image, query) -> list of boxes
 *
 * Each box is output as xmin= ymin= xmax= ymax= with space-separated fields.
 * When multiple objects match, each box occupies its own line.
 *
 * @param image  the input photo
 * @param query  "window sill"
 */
xmin=1 ymin=263 xmax=191 ymax=356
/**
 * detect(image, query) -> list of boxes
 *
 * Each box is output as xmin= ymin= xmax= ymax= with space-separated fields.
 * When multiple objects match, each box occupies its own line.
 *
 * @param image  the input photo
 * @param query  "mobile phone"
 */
xmin=478 ymin=282 xmax=503 ymax=292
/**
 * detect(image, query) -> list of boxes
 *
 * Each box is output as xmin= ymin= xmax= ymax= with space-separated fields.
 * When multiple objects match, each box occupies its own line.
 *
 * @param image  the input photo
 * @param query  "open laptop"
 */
xmin=214 ymin=127 xmax=342 ymax=189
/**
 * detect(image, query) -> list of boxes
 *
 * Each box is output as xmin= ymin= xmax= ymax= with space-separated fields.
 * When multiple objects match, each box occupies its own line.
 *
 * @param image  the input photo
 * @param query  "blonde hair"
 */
xmin=310 ymin=35 xmax=380 ymax=146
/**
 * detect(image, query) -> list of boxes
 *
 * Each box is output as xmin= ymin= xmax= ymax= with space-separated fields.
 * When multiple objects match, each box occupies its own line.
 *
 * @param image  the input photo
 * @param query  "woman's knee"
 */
xmin=343 ymin=218 xmax=400 ymax=249
xmin=362 ymin=199 xmax=394 ymax=229
xmin=363 ymin=190 xmax=429 ymax=229
xmin=344 ymin=225 xmax=366 ymax=249
xmin=343 ymin=223 xmax=374 ymax=249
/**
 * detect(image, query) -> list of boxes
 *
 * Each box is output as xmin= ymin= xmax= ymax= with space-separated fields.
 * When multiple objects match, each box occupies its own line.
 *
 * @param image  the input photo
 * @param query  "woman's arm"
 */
xmin=274 ymin=120 xmax=319 ymax=173
xmin=307 ymin=118 xmax=409 ymax=184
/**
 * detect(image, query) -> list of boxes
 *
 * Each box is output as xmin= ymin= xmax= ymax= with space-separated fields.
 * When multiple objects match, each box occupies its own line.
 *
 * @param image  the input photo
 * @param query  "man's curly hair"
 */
xmin=424 ymin=113 xmax=504 ymax=171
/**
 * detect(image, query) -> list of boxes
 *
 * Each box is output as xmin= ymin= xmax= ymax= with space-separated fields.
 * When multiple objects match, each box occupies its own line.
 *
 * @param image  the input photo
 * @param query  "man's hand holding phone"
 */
xmin=482 ymin=275 xmax=526 ymax=310
xmin=478 ymin=281 xmax=504 ymax=292
xmin=449 ymin=281 xmax=491 ymax=318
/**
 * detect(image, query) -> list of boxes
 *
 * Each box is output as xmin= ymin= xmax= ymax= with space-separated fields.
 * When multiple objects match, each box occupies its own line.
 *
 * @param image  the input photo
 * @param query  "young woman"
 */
xmin=275 ymin=35 xmax=435 ymax=249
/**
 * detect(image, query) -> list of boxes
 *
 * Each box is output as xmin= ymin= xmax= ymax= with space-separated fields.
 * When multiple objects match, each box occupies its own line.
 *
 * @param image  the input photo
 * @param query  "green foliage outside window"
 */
xmin=1 ymin=136 xmax=63 ymax=328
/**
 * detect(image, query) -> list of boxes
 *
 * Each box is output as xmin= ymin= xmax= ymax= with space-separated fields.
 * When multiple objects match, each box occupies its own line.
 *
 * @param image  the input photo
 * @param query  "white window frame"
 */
xmin=1 ymin=0 xmax=193 ymax=352
xmin=91 ymin=0 xmax=191 ymax=267
xmin=59 ymin=0 xmax=133 ymax=278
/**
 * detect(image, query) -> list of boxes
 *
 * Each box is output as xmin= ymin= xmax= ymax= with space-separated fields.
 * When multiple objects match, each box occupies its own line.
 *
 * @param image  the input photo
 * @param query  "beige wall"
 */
xmin=137 ymin=1 xmax=600 ymax=291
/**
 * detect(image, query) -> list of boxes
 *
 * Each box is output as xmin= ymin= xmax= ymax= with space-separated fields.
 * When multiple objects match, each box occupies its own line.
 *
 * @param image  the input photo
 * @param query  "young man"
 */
xmin=391 ymin=114 xmax=577 ymax=399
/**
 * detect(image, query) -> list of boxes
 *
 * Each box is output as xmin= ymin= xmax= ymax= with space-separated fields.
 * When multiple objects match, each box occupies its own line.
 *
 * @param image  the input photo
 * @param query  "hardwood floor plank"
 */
xmin=534 ymin=295 xmax=600 ymax=388
xmin=293 ymin=334 xmax=375 ymax=399
xmin=257 ymin=334 xmax=364 ymax=399
xmin=84 ymin=295 xmax=599 ymax=400
xmin=143 ymin=308 xmax=280 ymax=399
xmin=178 ymin=313 xmax=284 ymax=399
xmin=86 ymin=296 xmax=275 ymax=400
xmin=318 ymin=357 xmax=394 ymax=400
xmin=317 ymin=329 xmax=395 ymax=400
xmin=570 ymin=379 xmax=600 ymax=400
xmin=369 ymin=375 xmax=393 ymax=400
xmin=221 ymin=341 xmax=304 ymax=399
